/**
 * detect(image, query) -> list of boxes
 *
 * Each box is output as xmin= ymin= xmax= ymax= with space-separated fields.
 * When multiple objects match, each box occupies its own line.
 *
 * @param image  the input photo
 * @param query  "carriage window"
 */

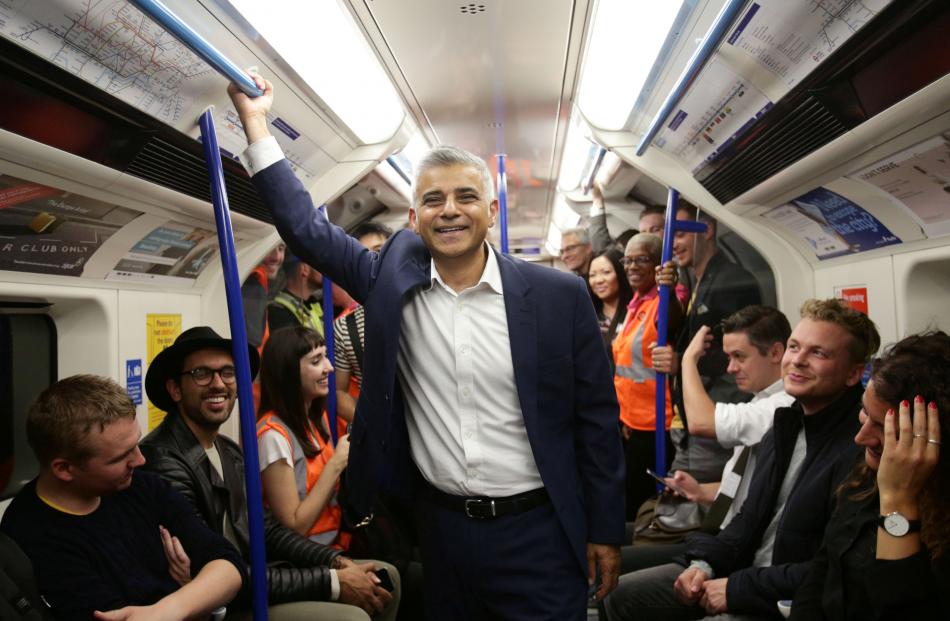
xmin=0 ymin=314 xmax=56 ymax=499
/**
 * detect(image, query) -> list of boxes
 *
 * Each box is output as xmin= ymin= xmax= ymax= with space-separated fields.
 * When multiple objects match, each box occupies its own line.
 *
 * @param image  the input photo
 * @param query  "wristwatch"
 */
xmin=878 ymin=512 xmax=921 ymax=537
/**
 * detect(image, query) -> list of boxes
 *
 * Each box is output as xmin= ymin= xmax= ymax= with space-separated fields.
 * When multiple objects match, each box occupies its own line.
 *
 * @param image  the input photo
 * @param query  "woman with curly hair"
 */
xmin=790 ymin=330 xmax=950 ymax=619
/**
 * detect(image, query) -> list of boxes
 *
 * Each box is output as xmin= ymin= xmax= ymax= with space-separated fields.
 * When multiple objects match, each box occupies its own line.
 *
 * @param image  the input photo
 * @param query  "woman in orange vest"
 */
xmin=256 ymin=325 xmax=350 ymax=546
xmin=613 ymin=233 xmax=683 ymax=519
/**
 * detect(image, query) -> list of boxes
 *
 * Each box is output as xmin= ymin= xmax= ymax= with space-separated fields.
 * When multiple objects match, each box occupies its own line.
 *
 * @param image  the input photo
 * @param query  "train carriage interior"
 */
xmin=1 ymin=0 xmax=949 ymax=602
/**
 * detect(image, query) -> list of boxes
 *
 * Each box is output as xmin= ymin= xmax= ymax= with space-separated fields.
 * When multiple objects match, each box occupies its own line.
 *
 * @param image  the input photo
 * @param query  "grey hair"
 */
xmin=625 ymin=233 xmax=662 ymax=264
xmin=561 ymin=227 xmax=591 ymax=245
xmin=412 ymin=145 xmax=496 ymax=204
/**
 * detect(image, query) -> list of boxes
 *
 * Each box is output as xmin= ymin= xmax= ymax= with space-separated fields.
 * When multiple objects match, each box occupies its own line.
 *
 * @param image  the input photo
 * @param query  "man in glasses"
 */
xmin=140 ymin=326 xmax=399 ymax=621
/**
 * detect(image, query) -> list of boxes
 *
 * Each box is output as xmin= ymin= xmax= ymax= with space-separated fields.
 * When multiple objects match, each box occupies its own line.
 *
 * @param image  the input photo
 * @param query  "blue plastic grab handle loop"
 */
xmin=496 ymin=154 xmax=509 ymax=254
xmin=198 ymin=110 xmax=268 ymax=621
xmin=128 ymin=0 xmax=264 ymax=98
xmin=653 ymin=189 xmax=707 ymax=488
xmin=320 ymin=206 xmax=339 ymax=447
xmin=635 ymin=0 xmax=749 ymax=156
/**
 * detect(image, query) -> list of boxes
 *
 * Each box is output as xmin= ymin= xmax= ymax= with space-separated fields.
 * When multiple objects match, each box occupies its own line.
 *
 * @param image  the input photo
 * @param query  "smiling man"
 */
xmin=228 ymin=73 xmax=624 ymax=620
xmin=0 ymin=374 xmax=245 ymax=620
xmin=140 ymin=327 xmax=399 ymax=621
xmin=607 ymin=299 xmax=880 ymax=621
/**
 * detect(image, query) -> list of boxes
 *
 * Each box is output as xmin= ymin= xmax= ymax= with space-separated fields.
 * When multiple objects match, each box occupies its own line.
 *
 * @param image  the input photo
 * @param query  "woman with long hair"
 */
xmin=589 ymin=248 xmax=634 ymax=355
xmin=256 ymin=325 xmax=349 ymax=545
xmin=790 ymin=330 xmax=950 ymax=619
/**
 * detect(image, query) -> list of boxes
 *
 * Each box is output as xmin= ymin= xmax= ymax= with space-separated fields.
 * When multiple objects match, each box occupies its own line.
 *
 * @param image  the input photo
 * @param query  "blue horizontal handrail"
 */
xmin=128 ymin=0 xmax=264 ymax=97
xmin=635 ymin=0 xmax=749 ymax=156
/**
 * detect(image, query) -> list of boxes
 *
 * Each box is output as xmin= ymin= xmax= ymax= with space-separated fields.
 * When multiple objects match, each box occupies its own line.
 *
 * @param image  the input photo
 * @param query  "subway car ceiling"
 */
xmin=0 ymin=0 xmax=948 ymax=348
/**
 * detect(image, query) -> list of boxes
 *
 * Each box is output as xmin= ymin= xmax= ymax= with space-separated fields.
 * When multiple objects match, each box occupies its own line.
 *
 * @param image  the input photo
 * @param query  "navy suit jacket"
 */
xmin=251 ymin=160 xmax=625 ymax=570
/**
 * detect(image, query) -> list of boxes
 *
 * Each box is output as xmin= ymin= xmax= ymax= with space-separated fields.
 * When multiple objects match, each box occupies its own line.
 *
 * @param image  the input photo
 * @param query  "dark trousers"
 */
xmin=624 ymin=429 xmax=675 ymax=520
xmin=415 ymin=493 xmax=586 ymax=621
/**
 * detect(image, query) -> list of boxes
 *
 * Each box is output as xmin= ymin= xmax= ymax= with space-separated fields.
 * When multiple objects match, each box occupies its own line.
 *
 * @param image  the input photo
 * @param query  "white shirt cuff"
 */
xmin=239 ymin=135 xmax=283 ymax=176
xmin=588 ymin=204 xmax=605 ymax=217
xmin=689 ymin=559 xmax=715 ymax=579
xmin=330 ymin=568 xmax=340 ymax=601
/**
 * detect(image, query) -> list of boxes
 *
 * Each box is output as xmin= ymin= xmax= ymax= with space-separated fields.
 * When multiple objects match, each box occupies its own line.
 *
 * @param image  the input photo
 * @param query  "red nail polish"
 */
xmin=887 ymin=409 xmax=895 ymax=417
xmin=915 ymin=395 xmax=925 ymax=404
xmin=901 ymin=400 xmax=910 ymax=408
xmin=930 ymin=401 xmax=938 ymax=410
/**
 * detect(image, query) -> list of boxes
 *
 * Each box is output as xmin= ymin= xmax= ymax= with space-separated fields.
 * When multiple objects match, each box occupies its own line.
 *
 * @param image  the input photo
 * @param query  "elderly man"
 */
xmin=228 ymin=72 xmax=624 ymax=620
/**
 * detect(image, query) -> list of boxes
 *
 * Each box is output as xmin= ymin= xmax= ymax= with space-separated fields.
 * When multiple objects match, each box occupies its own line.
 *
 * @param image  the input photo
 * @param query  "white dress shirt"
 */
xmin=714 ymin=379 xmax=794 ymax=449
xmin=240 ymin=137 xmax=542 ymax=498
xmin=715 ymin=379 xmax=793 ymax=529
xmin=397 ymin=248 xmax=543 ymax=497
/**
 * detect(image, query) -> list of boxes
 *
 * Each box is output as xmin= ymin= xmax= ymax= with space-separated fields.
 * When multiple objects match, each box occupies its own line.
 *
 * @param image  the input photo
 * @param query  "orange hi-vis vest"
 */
xmin=612 ymin=293 xmax=673 ymax=431
xmin=256 ymin=411 xmax=349 ymax=548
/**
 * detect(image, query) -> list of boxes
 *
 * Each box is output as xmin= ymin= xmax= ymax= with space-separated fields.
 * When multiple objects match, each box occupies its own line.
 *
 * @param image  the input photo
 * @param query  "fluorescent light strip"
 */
xmin=228 ymin=0 xmax=404 ymax=144
xmin=578 ymin=0 xmax=684 ymax=130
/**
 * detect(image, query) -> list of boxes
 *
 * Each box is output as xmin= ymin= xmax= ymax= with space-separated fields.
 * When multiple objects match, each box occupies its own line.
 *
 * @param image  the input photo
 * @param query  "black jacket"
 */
xmin=684 ymin=385 xmax=864 ymax=617
xmin=140 ymin=412 xmax=340 ymax=605
xmin=790 ymin=469 xmax=950 ymax=620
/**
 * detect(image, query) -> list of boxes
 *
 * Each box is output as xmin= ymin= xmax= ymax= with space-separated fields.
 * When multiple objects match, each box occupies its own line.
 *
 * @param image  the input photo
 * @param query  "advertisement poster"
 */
xmin=109 ymin=222 xmax=218 ymax=285
xmin=0 ymin=176 xmax=141 ymax=276
xmin=834 ymin=285 xmax=869 ymax=315
xmin=848 ymin=135 xmax=950 ymax=238
xmin=146 ymin=314 xmax=181 ymax=430
xmin=763 ymin=187 xmax=900 ymax=260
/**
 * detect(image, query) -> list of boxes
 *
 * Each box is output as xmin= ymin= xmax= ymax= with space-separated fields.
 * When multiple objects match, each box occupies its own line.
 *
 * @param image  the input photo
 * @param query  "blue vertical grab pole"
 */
xmin=198 ymin=109 xmax=268 ymax=621
xmin=496 ymin=154 xmax=509 ymax=254
xmin=320 ymin=207 xmax=339 ymax=446
xmin=654 ymin=189 xmax=706 ymax=488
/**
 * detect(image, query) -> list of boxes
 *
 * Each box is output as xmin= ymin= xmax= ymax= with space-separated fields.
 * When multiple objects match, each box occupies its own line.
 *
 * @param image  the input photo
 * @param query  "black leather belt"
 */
xmin=424 ymin=485 xmax=549 ymax=519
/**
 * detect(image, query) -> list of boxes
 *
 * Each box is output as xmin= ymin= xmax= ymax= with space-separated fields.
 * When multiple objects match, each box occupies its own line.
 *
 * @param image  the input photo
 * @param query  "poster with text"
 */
xmin=763 ymin=187 xmax=900 ymax=260
xmin=0 ymin=176 xmax=140 ymax=276
xmin=848 ymin=135 xmax=950 ymax=238
xmin=109 ymin=222 xmax=218 ymax=286
xmin=146 ymin=313 xmax=181 ymax=430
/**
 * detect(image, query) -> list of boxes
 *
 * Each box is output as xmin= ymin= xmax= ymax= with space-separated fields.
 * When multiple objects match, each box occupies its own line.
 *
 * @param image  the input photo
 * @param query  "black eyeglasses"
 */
xmin=620 ymin=256 xmax=654 ymax=267
xmin=181 ymin=366 xmax=237 ymax=386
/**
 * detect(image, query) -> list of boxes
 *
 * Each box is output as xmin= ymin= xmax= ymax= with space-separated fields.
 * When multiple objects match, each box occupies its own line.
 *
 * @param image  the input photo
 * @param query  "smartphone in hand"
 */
xmin=646 ymin=468 xmax=685 ymax=495
xmin=375 ymin=567 xmax=395 ymax=592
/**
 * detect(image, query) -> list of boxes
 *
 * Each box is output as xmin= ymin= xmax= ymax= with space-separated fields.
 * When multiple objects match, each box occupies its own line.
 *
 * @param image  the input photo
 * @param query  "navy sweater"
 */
xmin=0 ymin=471 xmax=246 ymax=620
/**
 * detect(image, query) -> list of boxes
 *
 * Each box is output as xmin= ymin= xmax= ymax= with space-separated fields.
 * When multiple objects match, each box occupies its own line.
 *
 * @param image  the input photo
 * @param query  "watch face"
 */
xmin=884 ymin=513 xmax=910 ymax=536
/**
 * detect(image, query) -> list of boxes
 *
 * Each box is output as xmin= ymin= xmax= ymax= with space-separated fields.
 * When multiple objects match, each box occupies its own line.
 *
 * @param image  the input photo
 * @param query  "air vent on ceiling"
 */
xmin=698 ymin=96 xmax=848 ymax=204
xmin=460 ymin=3 xmax=486 ymax=14
xmin=692 ymin=0 xmax=949 ymax=204
xmin=125 ymin=137 xmax=273 ymax=224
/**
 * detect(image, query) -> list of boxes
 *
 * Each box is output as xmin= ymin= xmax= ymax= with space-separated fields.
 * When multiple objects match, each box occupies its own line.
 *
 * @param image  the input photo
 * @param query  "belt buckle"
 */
xmin=464 ymin=498 xmax=496 ymax=519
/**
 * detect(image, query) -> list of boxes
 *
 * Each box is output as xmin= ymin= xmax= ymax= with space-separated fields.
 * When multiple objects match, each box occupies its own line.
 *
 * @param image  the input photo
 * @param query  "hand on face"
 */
xmin=877 ymin=397 xmax=940 ymax=514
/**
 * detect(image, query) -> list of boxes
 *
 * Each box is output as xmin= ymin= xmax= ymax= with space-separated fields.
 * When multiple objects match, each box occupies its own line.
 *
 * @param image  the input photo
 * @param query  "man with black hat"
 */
xmin=140 ymin=326 xmax=399 ymax=621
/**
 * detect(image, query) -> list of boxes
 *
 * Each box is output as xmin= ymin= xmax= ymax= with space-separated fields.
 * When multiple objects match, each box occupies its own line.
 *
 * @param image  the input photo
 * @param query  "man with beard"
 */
xmin=140 ymin=327 xmax=400 ymax=621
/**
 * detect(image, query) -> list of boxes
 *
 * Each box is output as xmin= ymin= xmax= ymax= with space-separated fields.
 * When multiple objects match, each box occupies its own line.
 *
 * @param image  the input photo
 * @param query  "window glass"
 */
xmin=0 ymin=314 xmax=56 ymax=498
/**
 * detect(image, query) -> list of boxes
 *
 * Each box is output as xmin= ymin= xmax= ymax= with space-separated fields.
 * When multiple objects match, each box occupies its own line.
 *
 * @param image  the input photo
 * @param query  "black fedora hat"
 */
xmin=145 ymin=326 xmax=260 ymax=414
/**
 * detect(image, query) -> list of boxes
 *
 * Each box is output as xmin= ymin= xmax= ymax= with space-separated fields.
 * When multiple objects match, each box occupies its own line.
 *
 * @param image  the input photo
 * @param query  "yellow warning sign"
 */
xmin=146 ymin=313 xmax=181 ymax=430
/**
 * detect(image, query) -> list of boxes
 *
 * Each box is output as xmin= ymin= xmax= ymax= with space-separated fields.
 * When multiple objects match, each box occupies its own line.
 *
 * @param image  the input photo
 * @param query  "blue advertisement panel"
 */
xmin=763 ymin=187 xmax=900 ymax=260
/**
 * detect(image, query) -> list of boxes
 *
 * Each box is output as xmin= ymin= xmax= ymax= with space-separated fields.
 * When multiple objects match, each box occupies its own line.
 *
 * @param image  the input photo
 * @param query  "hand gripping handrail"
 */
xmin=496 ymin=154 xmax=510 ymax=253
xmin=198 ymin=109 xmax=268 ymax=620
xmin=127 ymin=0 xmax=263 ymax=97
xmin=635 ymin=0 xmax=750 ymax=156
xmin=654 ymin=189 xmax=706 ymax=486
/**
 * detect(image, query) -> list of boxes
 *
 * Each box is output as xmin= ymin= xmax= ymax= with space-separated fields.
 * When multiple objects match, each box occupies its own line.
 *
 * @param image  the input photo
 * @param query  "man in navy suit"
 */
xmin=229 ymin=74 xmax=624 ymax=620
